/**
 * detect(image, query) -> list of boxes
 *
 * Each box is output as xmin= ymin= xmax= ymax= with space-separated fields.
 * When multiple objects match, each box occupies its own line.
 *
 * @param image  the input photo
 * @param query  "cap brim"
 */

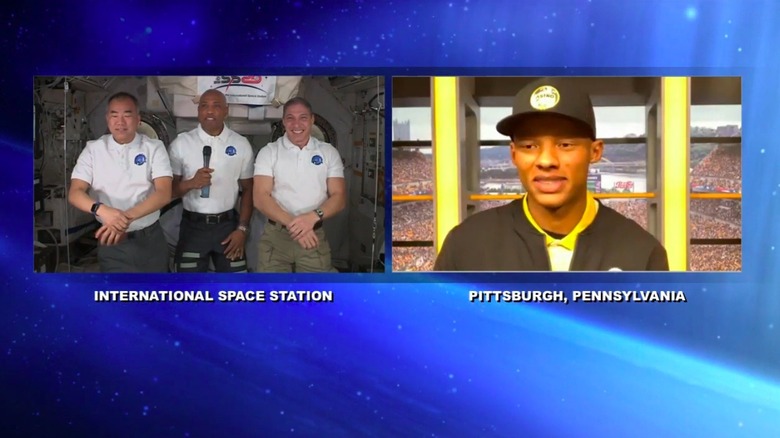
xmin=495 ymin=111 xmax=595 ymax=139
xmin=496 ymin=113 xmax=531 ymax=137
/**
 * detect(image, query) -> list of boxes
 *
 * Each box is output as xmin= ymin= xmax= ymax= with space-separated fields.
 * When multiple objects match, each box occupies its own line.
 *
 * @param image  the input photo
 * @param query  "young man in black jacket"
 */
xmin=434 ymin=78 xmax=669 ymax=272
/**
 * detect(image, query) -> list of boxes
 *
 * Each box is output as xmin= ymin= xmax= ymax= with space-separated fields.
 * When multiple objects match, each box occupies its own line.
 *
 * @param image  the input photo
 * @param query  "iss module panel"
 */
xmin=34 ymin=103 xmax=43 ymax=159
xmin=352 ymin=137 xmax=363 ymax=175
xmin=275 ymin=76 xmax=303 ymax=104
xmin=138 ymin=113 xmax=171 ymax=146
xmin=361 ymin=114 xmax=384 ymax=203
xmin=39 ymin=87 xmax=88 ymax=186
xmin=197 ymin=76 xmax=277 ymax=105
xmin=352 ymin=118 xmax=366 ymax=176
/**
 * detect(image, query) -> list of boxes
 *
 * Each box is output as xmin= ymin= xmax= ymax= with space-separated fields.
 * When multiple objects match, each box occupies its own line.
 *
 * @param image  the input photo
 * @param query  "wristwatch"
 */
xmin=91 ymin=202 xmax=103 ymax=216
xmin=314 ymin=208 xmax=324 ymax=221
xmin=237 ymin=224 xmax=249 ymax=233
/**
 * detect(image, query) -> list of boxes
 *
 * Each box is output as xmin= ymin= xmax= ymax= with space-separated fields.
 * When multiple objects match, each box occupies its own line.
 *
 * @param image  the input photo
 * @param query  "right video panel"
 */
xmin=391 ymin=76 xmax=741 ymax=272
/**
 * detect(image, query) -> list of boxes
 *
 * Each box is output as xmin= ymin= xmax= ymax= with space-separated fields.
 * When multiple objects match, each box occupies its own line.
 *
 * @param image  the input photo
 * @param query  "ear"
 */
xmin=590 ymin=139 xmax=604 ymax=163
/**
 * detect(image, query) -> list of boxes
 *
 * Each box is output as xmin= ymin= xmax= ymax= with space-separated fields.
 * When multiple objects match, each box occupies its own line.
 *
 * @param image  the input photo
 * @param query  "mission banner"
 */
xmin=197 ymin=76 xmax=277 ymax=105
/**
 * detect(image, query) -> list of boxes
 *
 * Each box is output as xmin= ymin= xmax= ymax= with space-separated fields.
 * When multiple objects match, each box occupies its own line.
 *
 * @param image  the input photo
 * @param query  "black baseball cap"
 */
xmin=496 ymin=77 xmax=597 ymax=139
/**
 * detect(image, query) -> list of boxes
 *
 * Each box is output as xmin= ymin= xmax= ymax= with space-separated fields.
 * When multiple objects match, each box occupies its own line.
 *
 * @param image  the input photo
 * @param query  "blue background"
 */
xmin=3 ymin=0 xmax=780 ymax=436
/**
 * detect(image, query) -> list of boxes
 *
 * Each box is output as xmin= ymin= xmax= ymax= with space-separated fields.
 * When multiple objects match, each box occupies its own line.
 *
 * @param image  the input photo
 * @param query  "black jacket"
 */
xmin=433 ymin=199 xmax=669 ymax=271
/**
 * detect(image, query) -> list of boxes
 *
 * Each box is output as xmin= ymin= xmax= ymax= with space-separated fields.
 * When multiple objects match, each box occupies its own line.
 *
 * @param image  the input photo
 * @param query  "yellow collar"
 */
xmin=522 ymin=192 xmax=599 ymax=250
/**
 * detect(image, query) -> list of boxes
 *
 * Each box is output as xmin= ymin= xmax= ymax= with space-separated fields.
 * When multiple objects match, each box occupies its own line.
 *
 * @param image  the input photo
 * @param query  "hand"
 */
xmin=294 ymin=228 xmax=319 ymax=250
xmin=188 ymin=167 xmax=214 ymax=190
xmin=95 ymin=225 xmax=127 ymax=246
xmin=287 ymin=212 xmax=319 ymax=239
xmin=96 ymin=205 xmax=130 ymax=232
xmin=221 ymin=229 xmax=247 ymax=261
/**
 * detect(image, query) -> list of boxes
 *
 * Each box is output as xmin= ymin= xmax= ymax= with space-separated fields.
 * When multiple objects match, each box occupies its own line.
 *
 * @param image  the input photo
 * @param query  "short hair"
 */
xmin=107 ymin=92 xmax=140 ymax=113
xmin=283 ymin=97 xmax=313 ymax=117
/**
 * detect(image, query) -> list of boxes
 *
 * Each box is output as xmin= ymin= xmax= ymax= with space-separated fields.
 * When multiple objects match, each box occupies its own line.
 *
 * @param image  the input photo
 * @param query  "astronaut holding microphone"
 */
xmin=168 ymin=89 xmax=254 ymax=272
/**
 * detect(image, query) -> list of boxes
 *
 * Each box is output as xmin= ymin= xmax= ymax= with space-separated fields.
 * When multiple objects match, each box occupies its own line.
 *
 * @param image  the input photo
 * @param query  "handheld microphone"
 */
xmin=201 ymin=146 xmax=212 ymax=198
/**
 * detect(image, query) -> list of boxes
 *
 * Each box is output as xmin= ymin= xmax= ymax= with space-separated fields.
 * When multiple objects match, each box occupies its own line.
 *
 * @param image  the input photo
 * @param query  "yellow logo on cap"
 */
xmin=530 ymin=85 xmax=560 ymax=110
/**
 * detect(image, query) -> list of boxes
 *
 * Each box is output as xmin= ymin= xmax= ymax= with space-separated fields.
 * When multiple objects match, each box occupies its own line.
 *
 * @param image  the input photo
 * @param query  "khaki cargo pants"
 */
xmin=257 ymin=221 xmax=336 ymax=273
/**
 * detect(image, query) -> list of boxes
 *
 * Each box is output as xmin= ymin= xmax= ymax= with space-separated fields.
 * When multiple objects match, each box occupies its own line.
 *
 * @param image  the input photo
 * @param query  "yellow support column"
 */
xmin=660 ymin=77 xmax=691 ymax=271
xmin=432 ymin=77 xmax=462 ymax=253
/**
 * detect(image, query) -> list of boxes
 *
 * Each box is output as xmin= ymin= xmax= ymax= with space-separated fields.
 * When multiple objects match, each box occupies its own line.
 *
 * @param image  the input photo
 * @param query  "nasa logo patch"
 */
xmin=311 ymin=155 xmax=323 ymax=165
xmin=226 ymin=145 xmax=237 ymax=156
xmin=134 ymin=154 xmax=147 ymax=166
xmin=530 ymin=85 xmax=560 ymax=111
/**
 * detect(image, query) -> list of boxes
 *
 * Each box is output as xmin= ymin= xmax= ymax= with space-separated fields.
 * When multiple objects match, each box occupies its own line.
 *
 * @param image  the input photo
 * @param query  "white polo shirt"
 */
xmin=254 ymin=134 xmax=344 ymax=216
xmin=168 ymin=125 xmax=254 ymax=214
xmin=71 ymin=133 xmax=172 ymax=232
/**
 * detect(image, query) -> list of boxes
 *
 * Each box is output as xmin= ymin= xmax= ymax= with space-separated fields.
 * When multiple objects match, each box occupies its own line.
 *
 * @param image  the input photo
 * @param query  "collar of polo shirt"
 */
xmin=522 ymin=192 xmax=599 ymax=250
xmin=197 ymin=124 xmax=231 ymax=143
xmin=109 ymin=132 xmax=141 ymax=148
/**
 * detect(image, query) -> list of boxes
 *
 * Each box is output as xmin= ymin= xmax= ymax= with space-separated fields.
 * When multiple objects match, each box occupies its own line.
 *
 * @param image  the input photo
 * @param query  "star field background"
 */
xmin=3 ymin=0 xmax=780 ymax=436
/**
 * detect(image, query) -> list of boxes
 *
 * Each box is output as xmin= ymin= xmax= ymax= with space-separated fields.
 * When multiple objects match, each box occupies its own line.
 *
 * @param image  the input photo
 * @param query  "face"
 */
xmin=198 ymin=90 xmax=228 ymax=134
xmin=509 ymin=114 xmax=603 ymax=210
xmin=106 ymin=97 xmax=140 ymax=144
xmin=283 ymin=102 xmax=314 ymax=146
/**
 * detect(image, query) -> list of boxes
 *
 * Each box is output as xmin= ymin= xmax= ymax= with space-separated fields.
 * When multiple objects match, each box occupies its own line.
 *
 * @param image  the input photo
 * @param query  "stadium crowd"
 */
xmin=691 ymin=199 xmax=741 ymax=226
xmin=392 ymin=202 xmax=434 ymax=241
xmin=393 ymin=181 xmax=433 ymax=195
xmin=691 ymin=145 xmax=741 ymax=180
xmin=391 ymin=143 xmax=742 ymax=272
xmin=392 ymin=247 xmax=435 ymax=272
xmin=689 ymin=245 xmax=742 ymax=272
xmin=392 ymin=150 xmax=432 ymax=184
xmin=603 ymin=200 xmax=649 ymax=230
xmin=691 ymin=177 xmax=740 ymax=193
xmin=690 ymin=214 xmax=740 ymax=239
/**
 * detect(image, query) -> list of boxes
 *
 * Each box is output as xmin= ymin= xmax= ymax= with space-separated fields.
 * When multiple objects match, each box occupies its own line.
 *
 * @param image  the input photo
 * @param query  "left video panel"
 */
xmin=33 ymin=76 xmax=386 ymax=274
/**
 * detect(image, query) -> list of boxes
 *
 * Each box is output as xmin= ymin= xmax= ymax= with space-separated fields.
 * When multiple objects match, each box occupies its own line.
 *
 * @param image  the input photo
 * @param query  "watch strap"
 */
xmin=91 ymin=202 xmax=103 ymax=216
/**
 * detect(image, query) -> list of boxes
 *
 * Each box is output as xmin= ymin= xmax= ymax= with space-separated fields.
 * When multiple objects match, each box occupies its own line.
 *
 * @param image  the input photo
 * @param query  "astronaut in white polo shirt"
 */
xmin=168 ymin=89 xmax=254 ymax=273
xmin=253 ymin=97 xmax=346 ymax=272
xmin=69 ymin=92 xmax=173 ymax=272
